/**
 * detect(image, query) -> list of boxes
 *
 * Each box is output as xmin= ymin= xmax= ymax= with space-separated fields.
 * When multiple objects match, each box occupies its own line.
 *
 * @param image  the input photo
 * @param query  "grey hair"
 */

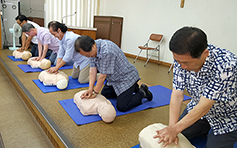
xmin=21 ymin=23 xmax=35 ymax=32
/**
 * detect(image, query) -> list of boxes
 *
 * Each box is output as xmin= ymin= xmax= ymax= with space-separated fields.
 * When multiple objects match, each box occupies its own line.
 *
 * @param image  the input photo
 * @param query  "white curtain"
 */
xmin=45 ymin=0 xmax=98 ymax=28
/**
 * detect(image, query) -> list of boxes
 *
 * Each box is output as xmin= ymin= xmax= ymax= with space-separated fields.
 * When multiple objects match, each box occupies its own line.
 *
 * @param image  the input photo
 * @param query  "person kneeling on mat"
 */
xmin=74 ymin=35 xmax=153 ymax=112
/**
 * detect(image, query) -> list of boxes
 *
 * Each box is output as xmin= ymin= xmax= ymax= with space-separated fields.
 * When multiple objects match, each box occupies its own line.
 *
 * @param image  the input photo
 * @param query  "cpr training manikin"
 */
xmin=27 ymin=57 xmax=51 ymax=70
xmin=12 ymin=50 xmax=32 ymax=60
xmin=74 ymin=90 xmax=116 ymax=123
xmin=38 ymin=70 xmax=69 ymax=90
xmin=139 ymin=123 xmax=195 ymax=148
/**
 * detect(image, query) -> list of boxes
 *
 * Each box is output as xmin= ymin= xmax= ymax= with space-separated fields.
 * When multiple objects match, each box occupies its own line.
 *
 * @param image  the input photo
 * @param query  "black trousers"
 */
xmin=179 ymin=108 xmax=237 ymax=148
xmin=101 ymin=82 xmax=143 ymax=112
xmin=30 ymin=44 xmax=52 ymax=58
xmin=30 ymin=44 xmax=38 ymax=57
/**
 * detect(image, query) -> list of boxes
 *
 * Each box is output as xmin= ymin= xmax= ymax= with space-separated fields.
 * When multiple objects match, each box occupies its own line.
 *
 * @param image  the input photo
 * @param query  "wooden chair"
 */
xmin=134 ymin=33 xmax=164 ymax=66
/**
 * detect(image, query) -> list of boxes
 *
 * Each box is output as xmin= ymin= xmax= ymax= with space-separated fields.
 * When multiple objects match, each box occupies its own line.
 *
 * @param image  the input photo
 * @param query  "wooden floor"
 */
xmin=0 ymin=49 xmax=188 ymax=148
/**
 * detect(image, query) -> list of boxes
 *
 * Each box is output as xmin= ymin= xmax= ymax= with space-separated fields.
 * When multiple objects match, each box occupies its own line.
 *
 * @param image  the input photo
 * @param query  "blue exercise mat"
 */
xmin=131 ymin=144 xmax=139 ymax=148
xmin=131 ymin=136 xmax=207 ymax=148
xmin=18 ymin=64 xmax=73 ymax=73
xmin=7 ymin=55 xmax=24 ymax=61
xmin=59 ymin=85 xmax=191 ymax=125
xmin=33 ymin=76 xmax=90 ymax=93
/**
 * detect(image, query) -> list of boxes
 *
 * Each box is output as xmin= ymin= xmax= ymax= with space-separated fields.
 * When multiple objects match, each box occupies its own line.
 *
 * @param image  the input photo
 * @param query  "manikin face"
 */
xmin=49 ymin=28 xmax=64 ymax=40
xmin=79 ymin=44 xmax=97 ymax=58
xmin=173 ymin=49 xmax=209 ymax=73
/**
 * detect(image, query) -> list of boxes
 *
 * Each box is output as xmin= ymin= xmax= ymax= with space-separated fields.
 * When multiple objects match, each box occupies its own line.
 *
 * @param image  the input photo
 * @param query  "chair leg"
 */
xmin=144 ymin=49 xmax=156 ymax=66
xmin=168 ymin=62 xmax=174 ymax=73
xmin=134 ymin=49 xmax=143 ymax=63
xmin=157 ymin=47 xmax=160 ymax=65
xmin=146 ymin=50 xmax=148 ymax=59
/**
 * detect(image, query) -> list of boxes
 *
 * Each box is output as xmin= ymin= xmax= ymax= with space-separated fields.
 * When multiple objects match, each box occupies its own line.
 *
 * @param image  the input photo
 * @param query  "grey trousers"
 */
xmin=71 ymin=64 xmax=90 ymax=84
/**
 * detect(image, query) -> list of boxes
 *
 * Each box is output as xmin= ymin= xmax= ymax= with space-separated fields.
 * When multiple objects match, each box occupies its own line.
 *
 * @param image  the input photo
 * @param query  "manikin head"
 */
xmin=38 ymin=70 xmax=69 ymax=90
xmin=97 ymin=101 xmax=117 ymax=123
xmin=74 ymin=90 xmax=116 ymax=123
xmin=21 ymin=51 xmax=32 ymax=60
xmin=39 ymin=59 xmax=51 ymax=70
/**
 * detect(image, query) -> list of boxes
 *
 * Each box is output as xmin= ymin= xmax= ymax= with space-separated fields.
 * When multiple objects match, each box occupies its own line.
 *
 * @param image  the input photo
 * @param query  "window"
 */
xmin=45 ymin=0 xmax=98 ymax=28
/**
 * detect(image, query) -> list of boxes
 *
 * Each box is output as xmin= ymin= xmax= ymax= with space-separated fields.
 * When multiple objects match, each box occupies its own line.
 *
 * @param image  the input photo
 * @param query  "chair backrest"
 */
xmin=150 ymin=34 xmax=163 ymax=41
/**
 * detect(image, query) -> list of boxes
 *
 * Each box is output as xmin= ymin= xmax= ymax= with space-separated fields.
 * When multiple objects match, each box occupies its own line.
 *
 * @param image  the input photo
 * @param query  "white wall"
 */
xmin=99 ymin=0 xmax=237 ymax=64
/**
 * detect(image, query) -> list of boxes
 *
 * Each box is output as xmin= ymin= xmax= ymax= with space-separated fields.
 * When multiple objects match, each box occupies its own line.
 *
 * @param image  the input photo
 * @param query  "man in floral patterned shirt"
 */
xmin=154 ymin=27 xmax=237 ymax=148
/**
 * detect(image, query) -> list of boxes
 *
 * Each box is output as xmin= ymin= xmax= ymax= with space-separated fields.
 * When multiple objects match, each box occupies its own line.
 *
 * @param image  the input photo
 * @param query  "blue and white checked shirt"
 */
xmin=173 ymin=44 xmax=237 ymax=135
xmin=90 ymin=39 xmax=140 ymax=96
xmin=57 ymin=31 xmax=90 ymax=70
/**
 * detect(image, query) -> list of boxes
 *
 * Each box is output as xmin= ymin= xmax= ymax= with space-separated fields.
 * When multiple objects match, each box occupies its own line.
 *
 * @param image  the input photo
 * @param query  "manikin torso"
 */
xmin=38 ymin=70 xmax=69 ymax=89
xmin=27 ymin=57 xmax=51 ymax=69
xmin=74 ymin=90 xmax=116 ymax=123
xmin=139 ymin=123 xmax=196 ymax=148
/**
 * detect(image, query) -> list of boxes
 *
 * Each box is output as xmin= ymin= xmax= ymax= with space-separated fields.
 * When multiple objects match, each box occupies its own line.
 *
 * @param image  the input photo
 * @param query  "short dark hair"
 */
xmin=74 ymin=36 xmax=95 ymax=53
xmin=15 ymin=15 xmax=27 ymax=22
xmin=169 ymin=26 xmax=208 ymax=58
xmin=48 ymin=21 xmax=67 ymax=33
xmin=22 ymin=23 xmax=35 ymax=32
xmin=47 ymin=21 xmax=57 ymax=28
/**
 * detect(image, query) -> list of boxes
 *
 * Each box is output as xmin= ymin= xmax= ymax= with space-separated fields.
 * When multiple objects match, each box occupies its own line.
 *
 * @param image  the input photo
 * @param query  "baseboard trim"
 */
xmin=124 ymin=52 xmax=172 ymax=67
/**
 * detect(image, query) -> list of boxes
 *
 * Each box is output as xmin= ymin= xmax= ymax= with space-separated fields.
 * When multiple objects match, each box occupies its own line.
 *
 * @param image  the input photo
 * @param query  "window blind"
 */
xmin=45 ymin=0 xmax=98 ymax=28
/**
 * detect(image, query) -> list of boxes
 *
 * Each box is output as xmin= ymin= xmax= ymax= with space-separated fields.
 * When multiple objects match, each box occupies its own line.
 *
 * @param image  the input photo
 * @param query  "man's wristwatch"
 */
xmin=93 ymin=90 xmax=99 ymax=95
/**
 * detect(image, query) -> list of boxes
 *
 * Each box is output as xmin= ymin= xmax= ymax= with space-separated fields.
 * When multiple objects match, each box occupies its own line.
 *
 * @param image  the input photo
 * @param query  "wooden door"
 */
xmin=94 ymin=16 xmax=111 ymax=39
xmin=110 ymin=17 xmax=123 ymax=47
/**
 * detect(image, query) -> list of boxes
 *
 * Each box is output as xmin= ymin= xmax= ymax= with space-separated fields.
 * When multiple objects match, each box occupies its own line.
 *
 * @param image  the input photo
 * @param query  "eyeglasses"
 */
xmin=17 ymin=21 xmax=23 ymax=26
